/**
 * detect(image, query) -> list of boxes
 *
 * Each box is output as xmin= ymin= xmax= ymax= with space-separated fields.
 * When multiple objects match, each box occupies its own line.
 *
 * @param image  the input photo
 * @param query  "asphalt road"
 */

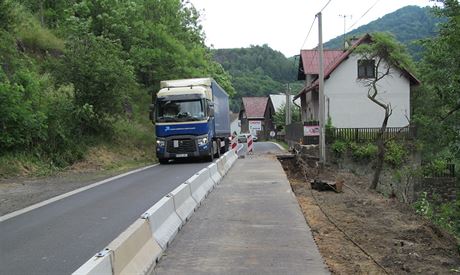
xmin=238 ymin=141 xmax=284 ymax=156
xmin=0 ymin=160 xmax=210 ymax=275
xmin=0 ymin=142 xmax=283 ymax=275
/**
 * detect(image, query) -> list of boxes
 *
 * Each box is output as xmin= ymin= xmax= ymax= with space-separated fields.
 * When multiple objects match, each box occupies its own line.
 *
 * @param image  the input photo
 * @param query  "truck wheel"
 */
xmin=206 ymin=143 xmax=214 ymax=162
xmin=215 ymin=139 xmax=221 ymax=158
xmin=221 ymin=138 xmax=229 ymax=154
xmin=159 ymin=158 xmax=169 ymax=164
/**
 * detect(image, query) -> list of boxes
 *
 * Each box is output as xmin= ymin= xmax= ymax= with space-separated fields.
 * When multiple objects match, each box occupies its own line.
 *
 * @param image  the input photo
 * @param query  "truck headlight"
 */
xmin=156 ymin=139 xmax=165 ymax=147
xmin=197 ymin=137 xmax=208 ymax=146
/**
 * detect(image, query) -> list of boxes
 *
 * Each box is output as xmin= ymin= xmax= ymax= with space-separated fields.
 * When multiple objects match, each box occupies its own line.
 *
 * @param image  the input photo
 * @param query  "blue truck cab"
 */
xmin=151 ymin=78 xmax=231 ymax=164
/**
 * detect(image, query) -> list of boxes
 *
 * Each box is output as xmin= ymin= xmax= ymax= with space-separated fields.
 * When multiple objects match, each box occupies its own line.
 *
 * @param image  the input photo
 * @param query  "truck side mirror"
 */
xmin=149 ymin=104 xmax=155 ymax=121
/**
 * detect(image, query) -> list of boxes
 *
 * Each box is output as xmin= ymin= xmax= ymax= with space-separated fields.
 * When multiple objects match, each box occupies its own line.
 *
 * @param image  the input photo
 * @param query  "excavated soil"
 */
xmin=279 ymin=156 xmax=460 ymax=275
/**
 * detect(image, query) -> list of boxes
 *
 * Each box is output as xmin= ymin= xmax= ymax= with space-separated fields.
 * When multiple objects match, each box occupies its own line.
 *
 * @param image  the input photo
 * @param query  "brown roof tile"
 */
xmin=242 ymin=97 xmax=268 ymax=119
xmin=300 ymin=50 xmax=344 ymax=75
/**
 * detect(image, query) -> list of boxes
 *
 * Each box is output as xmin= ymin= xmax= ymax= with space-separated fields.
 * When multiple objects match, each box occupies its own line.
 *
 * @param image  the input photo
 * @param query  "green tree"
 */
xmin=273 ymin=103 xmax=301 ymax=130
xmin=415 ymin=0 xmax=460 ymax=163
xmin=59 ymin=34 xmax=136 ymax=134
xmin=0 ymin=0 xmax=16 ymax=30
xmin=19 ymin=0 xmax=75 ymax=28
xmin=355 ymin=32 xmax=415 ymax=190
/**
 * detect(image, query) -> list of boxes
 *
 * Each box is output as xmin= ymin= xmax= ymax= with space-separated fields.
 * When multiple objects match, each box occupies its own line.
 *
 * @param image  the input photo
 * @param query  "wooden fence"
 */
xmin=285 ymin=122 xmax=304 ymax=145
xmin=285 ymin=123 xmax=416 ymax=145
xmin=421 ymin=161 xmax=456 ymax=178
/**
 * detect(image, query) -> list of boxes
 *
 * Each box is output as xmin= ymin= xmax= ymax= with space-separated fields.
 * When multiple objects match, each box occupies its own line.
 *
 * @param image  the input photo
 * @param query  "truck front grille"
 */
xmin=167 ymin=139 xmax=196 ymax=154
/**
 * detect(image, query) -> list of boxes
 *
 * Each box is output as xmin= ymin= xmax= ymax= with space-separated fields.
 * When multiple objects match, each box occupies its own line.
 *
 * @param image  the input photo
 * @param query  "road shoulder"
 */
xmin=0 ymin=163 xmax=155 ymax=218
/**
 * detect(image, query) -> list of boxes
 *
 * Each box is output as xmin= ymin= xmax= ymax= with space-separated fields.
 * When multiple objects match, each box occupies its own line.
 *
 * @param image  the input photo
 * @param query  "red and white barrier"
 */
xmin=230 ymin=135 xmax=238 ymax=152
xmin=247 ymin=134 xmax=254 ymax=154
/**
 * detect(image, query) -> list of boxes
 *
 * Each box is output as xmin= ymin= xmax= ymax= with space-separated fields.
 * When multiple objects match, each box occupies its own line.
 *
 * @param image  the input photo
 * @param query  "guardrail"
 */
xmin=72 ymin=150 xmax=238 ymax=275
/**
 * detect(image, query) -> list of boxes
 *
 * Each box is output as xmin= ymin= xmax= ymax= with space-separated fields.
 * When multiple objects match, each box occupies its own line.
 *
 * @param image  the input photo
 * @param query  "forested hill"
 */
xmin=213 ymin=45 xmax=300 ymax=111
xmin=325 ymin=6 xmax=442 ymax=57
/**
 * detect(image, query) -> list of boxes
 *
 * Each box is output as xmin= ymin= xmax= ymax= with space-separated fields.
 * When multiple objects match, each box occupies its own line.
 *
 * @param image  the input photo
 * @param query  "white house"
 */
xmin=264 ymin=94 xmax=300 ymax=133
xmin=294 ymin=34 xmax=420 ymax=128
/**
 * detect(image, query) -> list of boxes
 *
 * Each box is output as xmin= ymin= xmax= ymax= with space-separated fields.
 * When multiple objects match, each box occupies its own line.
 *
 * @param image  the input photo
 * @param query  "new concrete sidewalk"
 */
xmin=154 ymin=155 xmax=329 ymax=274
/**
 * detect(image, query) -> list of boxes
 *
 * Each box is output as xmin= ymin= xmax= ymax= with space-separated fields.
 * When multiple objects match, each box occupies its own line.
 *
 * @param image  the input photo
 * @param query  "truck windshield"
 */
xmin=156 ymin=99 xmax=206 ymax=122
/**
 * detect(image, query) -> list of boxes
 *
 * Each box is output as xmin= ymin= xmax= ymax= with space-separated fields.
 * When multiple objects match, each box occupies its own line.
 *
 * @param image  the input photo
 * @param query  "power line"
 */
xmin=347 ymin=0 xmax=381 ymax=31
xmin=300 ymin=16 xmax=317 ymax=50
xmin=301 ymin=0 xmax=333 ymax=51
xmin=299 ymin=0 xmax=333 ymax=77
xmin=319 ymin=0 xmax=333 ymax=13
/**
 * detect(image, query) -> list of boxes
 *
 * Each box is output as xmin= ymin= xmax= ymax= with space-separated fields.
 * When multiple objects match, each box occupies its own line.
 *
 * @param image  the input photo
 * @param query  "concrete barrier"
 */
xmin=72 ymin=249 xmax=112 ymax=275
xmin=108 ymin=219 xmax=162 ymax=275
xmin=223 ymin=152 xmax=232 ymax=171
xmin=73 ymin=219 xmax=162 ymax=275
xmin=169 ymin=183 xmax=197 ymax=224
xmin=208 ymin=163 xmax=221 ymax=185
xmin=187 ymin=168 xmax=214 ymax=204
xmin=186 ymin=173 xmax=205 ymax=205
xmin=142 ymin=196 xmax=182 ymax=250
xmin=216 ymin=157 xmax=226 ymax=177
xmin=228 ymin=150 xmax=238 ymax=166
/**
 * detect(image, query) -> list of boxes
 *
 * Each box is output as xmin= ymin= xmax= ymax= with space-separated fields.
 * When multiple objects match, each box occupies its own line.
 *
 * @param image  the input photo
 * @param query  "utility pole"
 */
xmin=317 ymin=12 xmax=326 ymax=164
xmin=285 ymin=83 xmax=291 ymax=126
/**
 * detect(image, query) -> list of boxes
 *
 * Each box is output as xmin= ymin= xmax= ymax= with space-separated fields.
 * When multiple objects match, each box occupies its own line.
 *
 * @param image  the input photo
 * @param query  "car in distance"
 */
xmin=237 ymin=133 xmax=257 ymax=143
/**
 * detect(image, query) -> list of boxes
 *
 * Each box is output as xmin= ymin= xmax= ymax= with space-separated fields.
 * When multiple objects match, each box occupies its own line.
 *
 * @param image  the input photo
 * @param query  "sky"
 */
xmin=189 ymin=0 xmax=436 ymax=57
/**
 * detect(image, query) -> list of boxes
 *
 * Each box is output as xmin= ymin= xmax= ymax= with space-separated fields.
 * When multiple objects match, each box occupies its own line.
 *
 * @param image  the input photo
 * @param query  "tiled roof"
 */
xmin=295 ymin=33 xmax=420 ymax=100
xmin=300 ymin=50 xmax=344 ymax=75
xmin=242 ymin=97 xmax=268 ymax=119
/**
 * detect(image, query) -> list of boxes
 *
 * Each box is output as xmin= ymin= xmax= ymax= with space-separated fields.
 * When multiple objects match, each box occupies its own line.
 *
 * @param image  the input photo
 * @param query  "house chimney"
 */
xmin=345 ymin=36 xmax=360 ymax=49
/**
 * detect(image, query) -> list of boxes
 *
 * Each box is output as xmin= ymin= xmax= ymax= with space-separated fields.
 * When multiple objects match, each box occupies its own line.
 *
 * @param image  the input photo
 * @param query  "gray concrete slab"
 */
xmin=154 ymin=153 xmax=329 ymax=275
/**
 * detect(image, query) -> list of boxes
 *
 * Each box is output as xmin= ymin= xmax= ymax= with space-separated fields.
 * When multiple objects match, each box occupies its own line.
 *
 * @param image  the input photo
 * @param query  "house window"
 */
xmin=358 ymin=60 xmax=375 ymax=78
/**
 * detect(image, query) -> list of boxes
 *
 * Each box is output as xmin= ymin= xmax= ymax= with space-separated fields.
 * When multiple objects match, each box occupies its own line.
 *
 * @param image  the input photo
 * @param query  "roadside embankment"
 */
xmin=279 ymin=156 xmax=460 ymax=274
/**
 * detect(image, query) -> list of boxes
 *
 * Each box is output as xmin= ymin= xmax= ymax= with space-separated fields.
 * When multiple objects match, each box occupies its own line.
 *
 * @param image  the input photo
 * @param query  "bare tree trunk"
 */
xmin=39 ymin=1 xmax=45 ymax=27
xmin=370 ymin=108 xmax=390 ymax=189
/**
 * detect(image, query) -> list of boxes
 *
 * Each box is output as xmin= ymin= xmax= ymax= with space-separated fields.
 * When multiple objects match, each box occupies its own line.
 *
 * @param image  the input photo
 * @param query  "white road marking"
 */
xmin=236 ymin=143 xmax=244 ymax=153
xmin=0 ymin=164 xmax=158 ymax=223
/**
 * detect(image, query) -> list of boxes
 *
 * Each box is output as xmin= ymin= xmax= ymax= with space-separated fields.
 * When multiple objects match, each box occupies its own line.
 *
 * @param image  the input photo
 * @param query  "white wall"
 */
xmin=305 ymin=90 xmax=319 ymax=121
xmin=325 ymin=54 xmax=411 ymax=128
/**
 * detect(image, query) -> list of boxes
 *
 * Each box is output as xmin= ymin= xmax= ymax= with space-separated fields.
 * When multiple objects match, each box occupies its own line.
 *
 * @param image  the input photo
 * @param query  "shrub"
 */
xmin=41 ymin=84 xmax=88 ymax=167
xmin=331 ymin=140 xmax=347 ymax=157
xmin=349 ymin=142 xmax=378 ymax=161
xmin=0 ymin=70 xmax=48 ymax=152
xmin=384 ymin=140 xmax=406 ymax=167
xmin=414 ymin=192 xmax=460 ymax=240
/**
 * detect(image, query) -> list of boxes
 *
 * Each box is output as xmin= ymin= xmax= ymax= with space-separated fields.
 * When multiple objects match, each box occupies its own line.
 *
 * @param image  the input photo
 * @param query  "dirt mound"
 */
xmin=279 ymin=157 xmax=460 ymax=274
